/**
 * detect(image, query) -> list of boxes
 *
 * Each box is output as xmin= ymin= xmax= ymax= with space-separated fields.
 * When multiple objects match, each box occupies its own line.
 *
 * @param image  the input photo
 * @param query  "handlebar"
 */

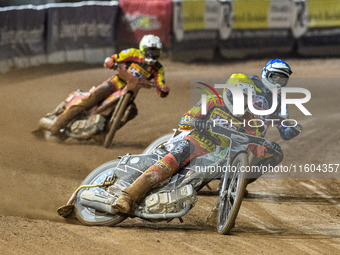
xmin=112 ymin=64 xmax=156 ymax=92
xmin=208 ymin=120 xmax=270 ymax=148
xmin=202 ymin=120 xmax=285 ymax=157
xmin=247 ymin=107 xmax=288 ymax=123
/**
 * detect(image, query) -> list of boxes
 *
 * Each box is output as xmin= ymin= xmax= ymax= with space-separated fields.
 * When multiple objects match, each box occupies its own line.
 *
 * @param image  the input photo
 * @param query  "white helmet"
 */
xmin=224 ymin=74 xmax=256 ymax=116
xmin=139 ymin=34 xmax=162 ymax=65
xmin=261 ymin=59 xmax=292 ymax=92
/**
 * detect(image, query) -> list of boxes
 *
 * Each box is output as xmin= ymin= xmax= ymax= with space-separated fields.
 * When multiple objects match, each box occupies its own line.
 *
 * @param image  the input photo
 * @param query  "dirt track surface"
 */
xmin=0 ymin=58 xmax=339 ymax=254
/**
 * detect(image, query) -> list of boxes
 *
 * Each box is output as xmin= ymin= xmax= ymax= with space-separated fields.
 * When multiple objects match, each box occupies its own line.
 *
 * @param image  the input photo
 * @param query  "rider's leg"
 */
xmin=113 ymin=138 xmax=209 ymax=214
xmin=113 ymin=157 xmax=179 ymax=214
xmin=49 ymin=78 xmax=116 ymax=135
xmin=49 ymin=106 xmax=85 ymax=134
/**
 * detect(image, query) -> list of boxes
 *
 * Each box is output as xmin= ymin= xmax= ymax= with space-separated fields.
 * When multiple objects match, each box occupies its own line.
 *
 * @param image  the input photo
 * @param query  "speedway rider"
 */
xmin=49 ymin=34 xmax=169 ymax=136
xmin=113 ymin=74 xmax=283 ymax=214
xmin=251 ymin=59 xmax=302 ymax=140
xmin=247 ymin=59 xmax=303 ymax=183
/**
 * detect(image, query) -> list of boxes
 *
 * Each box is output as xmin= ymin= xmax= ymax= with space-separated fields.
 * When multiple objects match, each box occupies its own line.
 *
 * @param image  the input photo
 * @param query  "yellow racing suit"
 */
xmin=109 ymin=48 xmax=168 ymax=97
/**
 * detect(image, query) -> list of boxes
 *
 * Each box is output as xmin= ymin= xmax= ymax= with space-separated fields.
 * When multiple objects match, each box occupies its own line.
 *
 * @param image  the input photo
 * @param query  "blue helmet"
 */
xmin=261 ymin=59 xmax=292 ymax=91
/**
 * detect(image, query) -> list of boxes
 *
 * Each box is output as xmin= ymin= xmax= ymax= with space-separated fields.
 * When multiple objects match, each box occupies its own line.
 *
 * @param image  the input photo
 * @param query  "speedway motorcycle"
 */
xmin=34 ymin=65 xmax=154 ymax=148
xmin=57 ymin=123 xmax=278 ymax=235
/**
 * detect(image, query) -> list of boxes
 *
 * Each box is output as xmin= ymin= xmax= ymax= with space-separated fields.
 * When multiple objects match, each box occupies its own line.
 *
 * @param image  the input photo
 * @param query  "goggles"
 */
xmin=269 ymin=72 xmax=289 ymax=87
xmin=144 ymin=47 xmax=161 ymax=60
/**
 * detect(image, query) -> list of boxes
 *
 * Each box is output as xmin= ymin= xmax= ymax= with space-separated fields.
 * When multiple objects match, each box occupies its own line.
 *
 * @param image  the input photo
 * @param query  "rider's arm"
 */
xmin=111 ymin=48 xmax=142 ymax=63
xmin=104 ymin=48 xmax=140 ymax=69
xmin=152 ymin=64 xmax=169 ymax=98
xmin=178 ymin=97 xmax=217 ymax=130
xmin=275 ymin=104 xmax=303 ymax=140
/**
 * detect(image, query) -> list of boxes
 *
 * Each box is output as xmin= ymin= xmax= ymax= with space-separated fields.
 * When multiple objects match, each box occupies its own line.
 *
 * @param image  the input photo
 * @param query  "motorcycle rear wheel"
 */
xmin=74 ymin=160 xmax=127 ymax=226
xmin=216 ymin=152 xmax=248 ymax=235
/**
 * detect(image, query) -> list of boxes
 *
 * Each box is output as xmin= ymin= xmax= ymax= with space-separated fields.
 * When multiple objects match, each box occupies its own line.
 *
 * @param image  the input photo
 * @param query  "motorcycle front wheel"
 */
xmin=216 ymin=152 xmax=248 ymax=235
xmin=103 ymin=93 xmax=132 ymax=148
xmin=74 ymin=160 xmax=127 ymax=226
xmin=142 ymin=133 xmax=173 ymax=154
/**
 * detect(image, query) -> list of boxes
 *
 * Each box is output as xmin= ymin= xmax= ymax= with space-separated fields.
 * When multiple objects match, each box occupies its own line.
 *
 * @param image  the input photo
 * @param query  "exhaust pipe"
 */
xmin=79 ymin=190 xmax=117 ymax=215
xmin=80 ymin=189 xmax=193 ymax=220
xmin=134 ymin=203 xmax=192 ymax=220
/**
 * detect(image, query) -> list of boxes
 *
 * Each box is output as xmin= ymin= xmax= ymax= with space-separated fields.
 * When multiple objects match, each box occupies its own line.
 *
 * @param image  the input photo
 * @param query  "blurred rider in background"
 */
xmin=49 ymin=34 xmax=169 ymax=136
xmin=113 ymin=74 xmax=282 ymax=214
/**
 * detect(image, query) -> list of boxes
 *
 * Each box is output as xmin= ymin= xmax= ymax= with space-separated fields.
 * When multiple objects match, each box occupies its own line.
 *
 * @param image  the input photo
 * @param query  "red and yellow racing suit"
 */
xmin=141 ymin=96 xmax=275 ymax=187
xmin=49 ymin=48 xmax=169 ymax=135
xmin=176 ymin=97 xmax=273 ymax=166
xmin=107 ymin=48 xmax=168 ymax=98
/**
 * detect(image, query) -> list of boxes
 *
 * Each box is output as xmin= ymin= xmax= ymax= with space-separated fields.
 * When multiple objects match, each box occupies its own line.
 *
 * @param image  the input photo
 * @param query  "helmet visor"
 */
xmin=270 ymin=72 xmax=289 ymax=87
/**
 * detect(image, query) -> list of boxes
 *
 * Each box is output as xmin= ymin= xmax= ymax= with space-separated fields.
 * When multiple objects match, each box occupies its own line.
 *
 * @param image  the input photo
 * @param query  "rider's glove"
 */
xmin=266 ymin=142 xmax=282 ymax=155
xmin=291 ymin=123 xmax=303 ymax=136
xmin=279 ymin=123 xmax=303 ymax=140
xmin=103 ymin=57 xmax=116 ymax=69
xmin=157 ymin=86 xmax=170 ymax=98
xmin=193 ymin=119 xmax=209 ymax=132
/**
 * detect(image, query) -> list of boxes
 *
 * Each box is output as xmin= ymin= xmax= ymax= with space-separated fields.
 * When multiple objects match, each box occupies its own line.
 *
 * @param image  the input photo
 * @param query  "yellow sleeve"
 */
xmin=112 ymin=48 xmax=143 ymax=63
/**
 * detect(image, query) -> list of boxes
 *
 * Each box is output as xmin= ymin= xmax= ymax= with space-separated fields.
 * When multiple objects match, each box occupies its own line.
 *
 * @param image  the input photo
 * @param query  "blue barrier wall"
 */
xmin=0 ymin=1 xmax=119 ymax=72
xmin=1 ymin=0 xmax=340 ymax=72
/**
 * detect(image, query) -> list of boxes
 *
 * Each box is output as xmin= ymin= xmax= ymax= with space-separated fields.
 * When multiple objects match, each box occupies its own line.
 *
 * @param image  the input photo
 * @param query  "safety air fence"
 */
xmin=1 ymin=0 xmax=340 ymax=72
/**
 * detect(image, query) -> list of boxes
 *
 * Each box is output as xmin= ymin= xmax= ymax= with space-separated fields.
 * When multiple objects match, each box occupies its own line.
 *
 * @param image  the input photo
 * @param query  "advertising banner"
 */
xmin=231 ymin=0 xmax=293 ymax=29
xmin=182 ymin=0 xmax=205 ymax=30
xmin=268 ymin=0 xmax=291 ymax=29
xmin=173 ymin=0 xmax=220 ymax=41
xmin=0 ymin=6 xmax=46 ymax=71
xmin=46 ymin=2 xmax=118 ymax=63
xmin=219 ymin=0 xmax=294 ymax=59
xmin=233 ymin=0 xmax=270 ymax=29
xmin=172 ymin=0 xmax=221 ymax=61
xmin=119 ymin=0 xmax=172 ymax=48
xmin=298 ymin=0 xmax=340 ymax=56
xmin=308 ymin=0 xmax=340 ymax=28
